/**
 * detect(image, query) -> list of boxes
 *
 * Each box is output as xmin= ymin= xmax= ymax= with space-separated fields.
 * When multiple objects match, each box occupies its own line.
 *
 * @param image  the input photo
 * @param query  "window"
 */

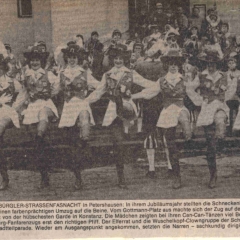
xmin=18 ymin=0 xmax=32 ymax=18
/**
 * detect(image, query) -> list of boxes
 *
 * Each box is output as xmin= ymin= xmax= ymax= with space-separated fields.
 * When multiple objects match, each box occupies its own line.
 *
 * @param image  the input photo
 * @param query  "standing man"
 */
xmin=175 ymin=6 xmax=189 ymax=46
xmin=103 ymin=29 xmax=127 ymax=73
xmin=85 ymin=31 xmax=104 ymax=80
xmin=149 ymin=2 xmax=168 ymax=34
xmin=165 ymin=5 xmax=177 ymax=29
xmin=188 ymin=7 xmax=203 ymax=35
xmin=134 ymin=7 xmax=149 ymax=40
xmin=133 ymin=41 xmax=165 ymax=178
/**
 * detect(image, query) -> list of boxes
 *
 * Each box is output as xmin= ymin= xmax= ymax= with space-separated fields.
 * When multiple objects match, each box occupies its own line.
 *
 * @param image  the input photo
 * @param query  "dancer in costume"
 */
xmin=58 ymin=44 xmax=99 ymax=190
xmin=132 ymin=49 xmax=192 ymax=189
xmin=22 ymin=46 xmax=59 ymax=189
xmin=87 ymin=48 xmax=156 ymax=188
xmin=187 ymin=49 xmax=228 ymax=188
xmin=0 ymin=53 xmax=25 ymax=190
xmin=225 ymin=54 xmax=240 ymax=136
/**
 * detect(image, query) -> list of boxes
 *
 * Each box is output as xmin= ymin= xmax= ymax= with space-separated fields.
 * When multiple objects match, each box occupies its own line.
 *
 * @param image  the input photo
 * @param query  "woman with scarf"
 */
xmin=87 ymin=48 xmax=156 ymax=188
xmin=58 ymin=44 xmax=99 ymax=190
xmin=132 ymin=49 xmax=192 ymax=189
xmin=201 ymin=9 xmax=222 ymax=43
xmin=21 ymin=46 xmax=59 ymax=189
xmin=186 ymin=49 xmax=228 ymax=188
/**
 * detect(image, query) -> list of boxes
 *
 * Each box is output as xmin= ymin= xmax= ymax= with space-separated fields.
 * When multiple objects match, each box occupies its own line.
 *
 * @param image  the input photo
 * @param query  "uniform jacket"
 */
xmin=197 ymin=69 xmax=227 ymax=104
xmin=159 ymin=73 xmax=186 ymax=108
xmin=0 ymin=74 xmax=22 ymax=107
xmin=87 ymin=66 xmax=155 ymax=126
xmin=60 ymin=66 xmax=99 ymax=103
xmin=85 ymin=38 xmax=104 ymax=56
xmin=149 ymin=12 xmax=168 ymax=32
xmin=24 ymin=68 xmax=52 ymax=102
xmin=87 ymin=66 xmax=155 ymax=104
xmin=133 ymin=72 xmax=186 ymax=107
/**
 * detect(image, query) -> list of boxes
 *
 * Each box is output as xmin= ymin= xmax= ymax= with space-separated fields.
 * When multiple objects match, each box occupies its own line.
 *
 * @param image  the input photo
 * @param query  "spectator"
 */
xmin=148 ymin=24 xmax=161 ymax=41
xmin=188 ymin=7 xmax=203 ymax=36
xmin=4 ymin=44 xmax=14 ymax=59
xmin=130 ymin=41 xmax=144 ymax=69
xmin=175 ymin=6 xmax=189 ymax=46
xmin=184 ymin=26 xmax=201 ymax=63
xmin=109 ymin=29 xmax=127 ymax=51
xmin=102 ymin=29 xmax=127 ymax=72
xmin=134 ymin=7 xmax=149 ymax=40
xmin=149 ymin=2 xmax=168 ymax=33
xmin=225 ymin=54 xmax=240 ymax=136
xmin=85 ymin=31 xmax=104 ymax=80
xmin=218 ymin=22 xmax=233 ymax=53
xmin=165 ymin=5 xmax=177 ymax=29
xmin=201 ymin=8 xmax=222 ymax=43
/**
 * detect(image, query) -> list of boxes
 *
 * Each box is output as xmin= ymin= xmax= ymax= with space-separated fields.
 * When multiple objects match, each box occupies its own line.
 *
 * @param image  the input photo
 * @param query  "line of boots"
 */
xmin=36 ymin=134 xmax=88 ymax=190
xmin=71 ymin=140 xmax=127 ymax=190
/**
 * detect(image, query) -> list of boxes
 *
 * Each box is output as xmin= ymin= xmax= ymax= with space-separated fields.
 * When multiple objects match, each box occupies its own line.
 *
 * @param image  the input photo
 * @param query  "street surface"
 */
xmin=1 ymin=153 xmax=240 ymax=201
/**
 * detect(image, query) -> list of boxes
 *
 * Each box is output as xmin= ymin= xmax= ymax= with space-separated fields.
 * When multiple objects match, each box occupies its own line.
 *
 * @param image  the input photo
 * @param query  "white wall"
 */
xmin=0 ymin=0 xmax=52 ymax=60
xmin=32 ymin=0 xmax=53 ymax=51
xmin=50 ymin=0 xmax=129 ymax=49
xmin=0 ymin=0 xmax=129 ymax=58
xmin=0 ymin=0 xmax=34 ymax=59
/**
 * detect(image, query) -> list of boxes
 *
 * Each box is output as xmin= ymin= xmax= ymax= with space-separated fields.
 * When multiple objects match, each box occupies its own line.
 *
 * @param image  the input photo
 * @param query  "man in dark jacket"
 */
xmin=149 ymin=2 xmax=168 ymax=33
xmin=175 ymin=6 xmax=189 ymax=46
xmin=134 ymin=7 xmax=149 ymax=40
xmin=85 ymin=31 xmax=104 ymax=80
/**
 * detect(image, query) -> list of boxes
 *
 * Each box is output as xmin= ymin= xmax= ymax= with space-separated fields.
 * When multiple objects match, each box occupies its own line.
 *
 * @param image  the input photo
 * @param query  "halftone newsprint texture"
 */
xmin=1 ymin=0 xmax=240 ymax=239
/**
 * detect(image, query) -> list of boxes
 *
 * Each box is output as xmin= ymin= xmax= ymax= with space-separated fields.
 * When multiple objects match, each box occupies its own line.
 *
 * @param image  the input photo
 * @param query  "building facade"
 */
xmin=0 ymin=0 xmax=240 ymax=60
xmin=0 ymin=0 xmax=129 ymax=59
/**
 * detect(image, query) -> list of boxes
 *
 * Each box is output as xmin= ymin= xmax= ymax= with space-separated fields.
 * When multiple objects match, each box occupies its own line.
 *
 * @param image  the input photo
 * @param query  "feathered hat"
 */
xmin=23 ymin=46 xmax=49 ymax=61
xmin=108 ymin=48 xmax=131 ymax=61
xmin=112 ymin=29 xmax=122 ymax=38
xmin=61 ymin=43 xmax=88 ymax=61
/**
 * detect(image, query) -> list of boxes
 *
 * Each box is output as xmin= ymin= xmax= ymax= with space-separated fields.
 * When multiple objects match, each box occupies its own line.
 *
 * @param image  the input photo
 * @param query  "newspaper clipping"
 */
xmin=1 ymin=0 xmax=240 ymax=239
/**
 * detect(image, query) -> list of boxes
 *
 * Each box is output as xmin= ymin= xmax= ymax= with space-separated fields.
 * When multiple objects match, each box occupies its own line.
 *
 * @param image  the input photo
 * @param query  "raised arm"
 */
xmin=87 ymin=69 xmax=100 ymax=90
xmin=12 ymin=83 xmax=28 ymax=113
xmin=132 ymin=80 xmax=161 ymax=100
xmin=132 ymin=70 xmax=157 ymax=88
